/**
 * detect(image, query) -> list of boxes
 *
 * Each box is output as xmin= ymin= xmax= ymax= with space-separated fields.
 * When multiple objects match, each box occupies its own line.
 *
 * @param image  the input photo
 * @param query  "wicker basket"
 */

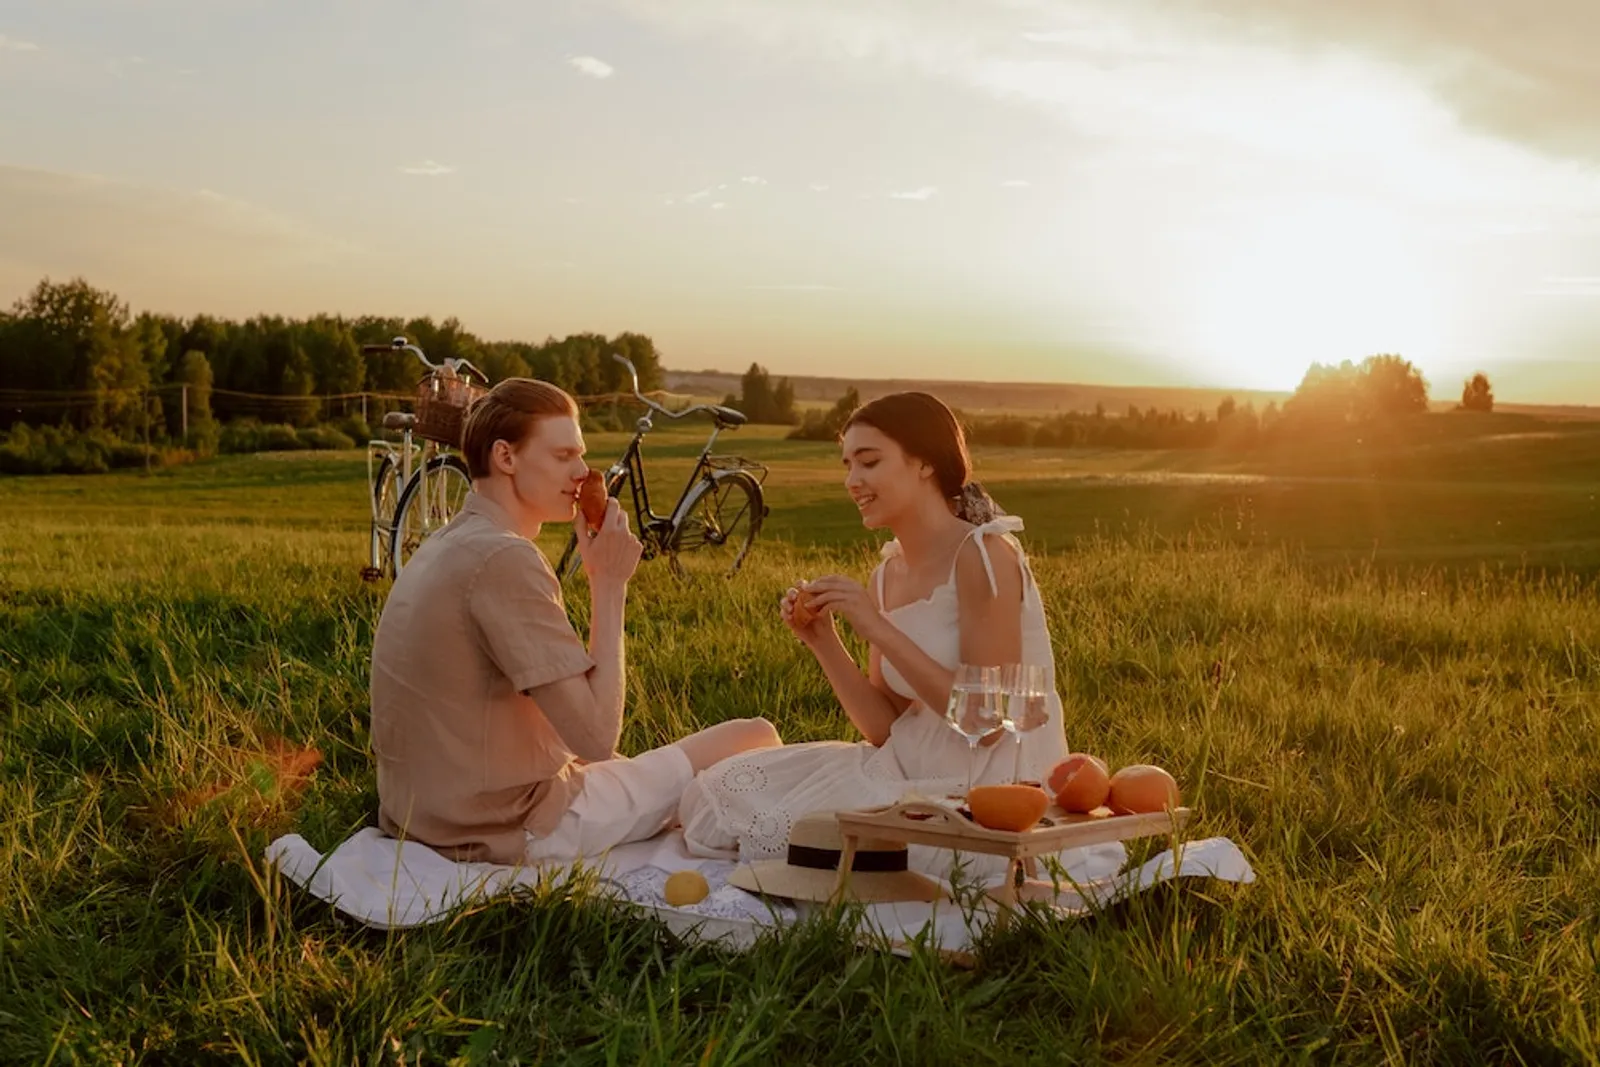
xmin=413 ymin=373 xmax=488 ymax=448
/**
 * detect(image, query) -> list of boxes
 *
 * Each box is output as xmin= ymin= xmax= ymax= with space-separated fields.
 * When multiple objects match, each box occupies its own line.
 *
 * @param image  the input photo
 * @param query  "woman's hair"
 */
xmin=842 ymin=391 xmax=999 ymax=523
xmin=459 ymin=378 xmax=579 ymax=480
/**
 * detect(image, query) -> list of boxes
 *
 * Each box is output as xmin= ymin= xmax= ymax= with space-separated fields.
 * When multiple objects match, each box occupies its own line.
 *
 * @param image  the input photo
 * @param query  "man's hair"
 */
xmin=460 ymin=378 xmax=579 ymax=479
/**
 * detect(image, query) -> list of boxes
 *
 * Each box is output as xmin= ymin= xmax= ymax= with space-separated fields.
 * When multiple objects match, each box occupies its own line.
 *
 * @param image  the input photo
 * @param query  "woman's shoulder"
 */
xmin=952 ymin=523 xmax=1026 ymax=600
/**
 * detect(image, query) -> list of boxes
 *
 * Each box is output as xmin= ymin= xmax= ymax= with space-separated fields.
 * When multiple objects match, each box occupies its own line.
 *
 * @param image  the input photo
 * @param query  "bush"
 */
xmin=186 ymin=421 xmax=220 ymax=457
xmin=296 ymin=426 xmax=356 ymax=450
xmin=0 ymin=424 xmax=181 ymax=475
xmin=331 ymin=415 xmax=372 ymax=443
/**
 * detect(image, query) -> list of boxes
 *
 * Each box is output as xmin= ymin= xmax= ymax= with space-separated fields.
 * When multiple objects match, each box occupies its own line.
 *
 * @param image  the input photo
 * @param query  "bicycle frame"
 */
xmin=600 ymin=412 xmax=767 ymax=556
xmin=360 ymin=336 xmax=488 ymax=579
xmin=557 ymin=353 xmax=767 ymax=579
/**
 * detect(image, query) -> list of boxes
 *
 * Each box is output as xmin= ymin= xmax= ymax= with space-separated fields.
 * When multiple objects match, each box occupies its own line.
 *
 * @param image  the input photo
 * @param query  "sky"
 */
xmin=2 ymin=0 xmax=1599 ymax=402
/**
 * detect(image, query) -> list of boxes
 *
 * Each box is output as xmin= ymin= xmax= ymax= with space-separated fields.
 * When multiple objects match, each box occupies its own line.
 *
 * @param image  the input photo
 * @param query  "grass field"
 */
xmin=2 ymin=424 xmax=1598 ymax=1064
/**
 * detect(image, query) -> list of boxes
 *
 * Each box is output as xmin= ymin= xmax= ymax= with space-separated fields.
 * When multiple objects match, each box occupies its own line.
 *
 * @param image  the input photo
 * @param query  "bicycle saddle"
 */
xmin=383 ymin=412 xmax=416 ymax=431
xmin=710 ymin=406 xmax=747 ymax=427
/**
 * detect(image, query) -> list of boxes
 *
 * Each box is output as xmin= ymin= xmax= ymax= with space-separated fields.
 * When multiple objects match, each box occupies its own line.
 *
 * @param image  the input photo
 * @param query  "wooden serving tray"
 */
xmin=835 ymin=799 xmax=1191 ymax=859
xmin=832 ymin=799 xmax=1192 ymax=913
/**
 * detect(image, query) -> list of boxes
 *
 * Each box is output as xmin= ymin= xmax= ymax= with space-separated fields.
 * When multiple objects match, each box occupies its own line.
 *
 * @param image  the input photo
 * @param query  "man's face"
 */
xmin=497 ymin=415 xmax=590 ymax=524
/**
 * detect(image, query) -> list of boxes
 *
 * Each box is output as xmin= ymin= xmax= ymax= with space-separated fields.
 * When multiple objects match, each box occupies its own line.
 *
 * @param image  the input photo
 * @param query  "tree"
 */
xmin=1460 ymin=372 xmax=1494 ymax=413
xmin=788 ymin=387 xmax=860 ymax=441
xmin=608 ymin=332 xmax=664 ymax=393
xmin=4 ymin=277 xmax=144 ymax=431
xmin=722 ymin=362 xmax=797 ymax=424
xmin=179 ymin=350 xmax=215 ymax=446
xmin=1286 ymin=354 xmax=1429 ymax=425
xmin=1358 ymin=354 xmax=1429 ymax=417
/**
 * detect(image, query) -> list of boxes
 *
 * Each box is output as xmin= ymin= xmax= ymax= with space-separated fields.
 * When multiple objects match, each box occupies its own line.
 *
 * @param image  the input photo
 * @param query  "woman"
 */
xmin=678 ymin=392 xmax=1116 ymax=885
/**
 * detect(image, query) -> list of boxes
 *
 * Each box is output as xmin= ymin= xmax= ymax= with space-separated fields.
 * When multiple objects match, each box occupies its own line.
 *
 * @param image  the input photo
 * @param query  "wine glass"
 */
xmin=1000 ymin=663 xmax=1050 ymax=783
xmin=944 ymin=664 xmax=1005 ymax=796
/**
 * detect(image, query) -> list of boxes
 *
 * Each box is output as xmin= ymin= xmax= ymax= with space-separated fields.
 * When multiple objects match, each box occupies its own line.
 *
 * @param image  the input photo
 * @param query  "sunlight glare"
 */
xmin=1175 ymin=199 xmax=1447 ymax=391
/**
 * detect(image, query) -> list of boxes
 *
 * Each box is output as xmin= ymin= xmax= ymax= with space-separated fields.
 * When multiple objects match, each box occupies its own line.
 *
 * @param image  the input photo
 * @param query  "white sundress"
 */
xmin=678 ymin=516 xmax=1126 ymax=885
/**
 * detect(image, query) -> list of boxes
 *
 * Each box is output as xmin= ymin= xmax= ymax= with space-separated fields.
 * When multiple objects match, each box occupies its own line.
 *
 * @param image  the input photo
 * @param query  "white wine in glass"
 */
xmin=945 ymin=664 xmax=1004 ymax=795
xmin=1001 ymin=663 xmax=1050 ymax=783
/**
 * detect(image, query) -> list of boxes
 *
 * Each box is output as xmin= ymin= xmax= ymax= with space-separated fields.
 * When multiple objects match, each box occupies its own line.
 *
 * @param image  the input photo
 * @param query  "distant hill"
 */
xmin=663 ymin=369 xmax=1600 ymax=422
xmin=662 ymin=369 xmax=1292 ymax=417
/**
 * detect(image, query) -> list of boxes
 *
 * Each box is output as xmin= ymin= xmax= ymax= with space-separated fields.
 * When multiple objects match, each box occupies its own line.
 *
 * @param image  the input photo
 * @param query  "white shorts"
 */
xmin=524 ymin=744 xmax=695 ymax=864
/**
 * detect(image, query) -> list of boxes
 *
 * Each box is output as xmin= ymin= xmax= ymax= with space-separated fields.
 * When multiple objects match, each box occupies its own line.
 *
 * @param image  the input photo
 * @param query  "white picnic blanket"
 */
xmin=264 ymin=827 xmax=1255 ymax=954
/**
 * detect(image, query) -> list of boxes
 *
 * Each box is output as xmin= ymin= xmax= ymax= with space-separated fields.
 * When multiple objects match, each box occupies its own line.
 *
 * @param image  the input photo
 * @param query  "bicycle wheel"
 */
xmin=390 ymin=454 xmax=472 ymax=574
xmin=369 ymin=454 xmax=401 ymax=576
xmin=666 ymin=470 xmax=764 ymax=579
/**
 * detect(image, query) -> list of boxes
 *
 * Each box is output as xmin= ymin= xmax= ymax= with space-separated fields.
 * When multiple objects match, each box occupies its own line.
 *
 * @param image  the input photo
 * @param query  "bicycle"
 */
xmin=556 ymin=353 xmax=769 ymax=583
xmin=359 ymin=336 xmax=488 ymax=581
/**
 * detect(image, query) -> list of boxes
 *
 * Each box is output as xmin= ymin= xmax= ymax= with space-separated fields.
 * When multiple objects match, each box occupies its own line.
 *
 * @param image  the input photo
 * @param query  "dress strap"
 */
xmin=946 ymin=516 xmax=1026 ymax=596
xmin=876 ymin=539 xmax=901 ymax=605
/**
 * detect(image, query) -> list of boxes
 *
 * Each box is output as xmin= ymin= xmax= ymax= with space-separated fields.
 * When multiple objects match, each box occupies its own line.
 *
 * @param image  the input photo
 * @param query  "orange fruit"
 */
xmin=967 ymin=784 xmax=1051 ymax=832
xmin=1048 ymin=753 xmax=1112 ymax=813
xmin=1107 ymin=765 xmax=1180 ymax=814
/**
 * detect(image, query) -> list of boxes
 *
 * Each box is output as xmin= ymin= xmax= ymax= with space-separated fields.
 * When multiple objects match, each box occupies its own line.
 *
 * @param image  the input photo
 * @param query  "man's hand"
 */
xmin=575 ymin=498 xmax=643 ymax=589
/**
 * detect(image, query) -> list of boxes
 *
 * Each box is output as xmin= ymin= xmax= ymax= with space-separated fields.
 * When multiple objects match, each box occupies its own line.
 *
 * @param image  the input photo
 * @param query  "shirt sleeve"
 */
xmin=467 ymin=542 xmax=595 ymax=692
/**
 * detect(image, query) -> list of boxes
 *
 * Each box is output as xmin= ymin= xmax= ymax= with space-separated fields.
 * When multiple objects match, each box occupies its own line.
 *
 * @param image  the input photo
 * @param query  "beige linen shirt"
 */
xmin=370 ymin=492 xmax=595 ymax=863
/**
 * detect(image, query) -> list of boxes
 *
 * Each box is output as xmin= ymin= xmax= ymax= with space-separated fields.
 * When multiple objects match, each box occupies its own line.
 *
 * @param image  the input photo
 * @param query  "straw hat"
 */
xmin=726 ymin=811 xmax=944 ymax=904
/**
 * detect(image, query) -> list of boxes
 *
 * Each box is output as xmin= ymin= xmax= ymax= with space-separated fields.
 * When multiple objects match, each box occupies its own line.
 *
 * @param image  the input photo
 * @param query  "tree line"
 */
xmin=0 ymin=276 xmax=667 ymax=443
xmin=3 ymin=274 xmax=1506 ymax=473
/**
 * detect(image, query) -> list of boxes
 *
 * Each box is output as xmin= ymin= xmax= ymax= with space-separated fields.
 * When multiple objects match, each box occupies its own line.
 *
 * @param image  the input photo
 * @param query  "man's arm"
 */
xmin=522 ymin=496 xmax=641 ymax=761
xmin=523 ymin=580 xmax=627 ymax=762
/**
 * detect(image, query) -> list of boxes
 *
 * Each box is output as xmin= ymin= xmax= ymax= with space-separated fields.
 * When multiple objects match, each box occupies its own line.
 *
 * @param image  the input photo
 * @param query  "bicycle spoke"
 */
xmin=667 ymin=473 xmax=762 ymax=580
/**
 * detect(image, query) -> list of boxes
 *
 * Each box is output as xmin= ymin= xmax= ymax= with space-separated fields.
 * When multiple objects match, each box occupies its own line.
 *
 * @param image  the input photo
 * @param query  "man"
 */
xmin=370 ymin=378 xmax=781 ymax=865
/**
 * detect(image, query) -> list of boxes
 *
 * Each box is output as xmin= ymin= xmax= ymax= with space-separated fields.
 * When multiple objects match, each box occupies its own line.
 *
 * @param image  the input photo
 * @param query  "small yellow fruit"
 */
xmin=663 ymin=869 xmax=710 ymax=907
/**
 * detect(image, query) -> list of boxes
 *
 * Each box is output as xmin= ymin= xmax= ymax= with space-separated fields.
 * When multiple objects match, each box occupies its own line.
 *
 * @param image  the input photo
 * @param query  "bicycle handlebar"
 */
xmin=362 ymin=336 xmax=488 ymax=386
xmin=611 ymin=352 xmax=723 ymax=422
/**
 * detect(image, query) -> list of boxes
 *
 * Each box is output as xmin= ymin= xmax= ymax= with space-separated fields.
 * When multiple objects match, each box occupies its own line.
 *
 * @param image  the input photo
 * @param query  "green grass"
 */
xmin=2 ymin=426 xmax=1599 ymax=1064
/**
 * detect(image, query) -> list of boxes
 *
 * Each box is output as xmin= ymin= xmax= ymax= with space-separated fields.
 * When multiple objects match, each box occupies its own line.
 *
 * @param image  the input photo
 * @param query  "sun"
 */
xmin=1174 ymin=198 xmax=1448 ymax=391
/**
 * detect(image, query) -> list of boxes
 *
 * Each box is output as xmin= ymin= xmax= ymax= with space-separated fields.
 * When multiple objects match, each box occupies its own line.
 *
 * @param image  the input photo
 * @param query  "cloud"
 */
xmin=105 ymin=55 xmax=148 ymax=78
xmin=1000 ymin=179 xmax=1031 ymax=187
xmin=1134 ymin=0 xmax=1600 ymax=162
xmin=398 ymin=160 xmax=456 ymax=176
xmin=808 ymin=183 xmax=830 ymax=192
xmin=569 ymin=55 xmax=615 ymax=79
xmin=744 ymin=283 xmax=842 ymax=291
xmin=889 ymin=186 xmax=937 ymax=201
xmin=0 ymin=35 xmax=41 ymax=52
xmin=601 ymin=0 xmax=1600 ymax=215
xmin=683 ymin=183 xmax=728 ymax=203
xmin=740 ymin=175 xmax=767 ymax=185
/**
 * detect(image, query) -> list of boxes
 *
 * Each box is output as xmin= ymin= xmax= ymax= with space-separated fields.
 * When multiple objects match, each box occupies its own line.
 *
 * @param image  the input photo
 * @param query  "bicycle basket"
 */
xmin=413 ymin=372 xmax=489 ymax=448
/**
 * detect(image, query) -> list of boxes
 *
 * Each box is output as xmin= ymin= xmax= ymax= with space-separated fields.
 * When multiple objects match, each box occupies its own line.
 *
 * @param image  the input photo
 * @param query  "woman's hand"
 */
xmin=801 ymin=575 xmax=889 ymax=645
xmin=780 ymin=581 xmax=836 ymax=645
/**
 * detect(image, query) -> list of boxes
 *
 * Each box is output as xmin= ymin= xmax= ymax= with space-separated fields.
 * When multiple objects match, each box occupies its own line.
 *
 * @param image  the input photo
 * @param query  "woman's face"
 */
xmin=840 ymin=422 xmax=936 ymax=530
